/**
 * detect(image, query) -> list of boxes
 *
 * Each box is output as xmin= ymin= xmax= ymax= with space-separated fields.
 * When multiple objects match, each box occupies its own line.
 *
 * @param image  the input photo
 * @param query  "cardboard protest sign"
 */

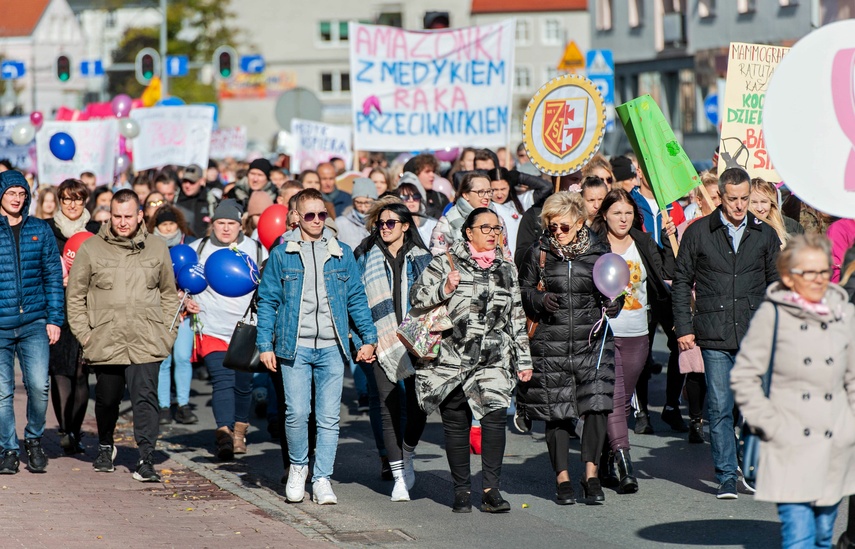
xmin=616 ymin=95 xmax=700 ymax=210
xmin=717 ymin=42 xmax=789 ymax=180
xmin=349 ymin=21 xmax=515 ymax=151
xmin=0 ymin=116 xmax=35 ymax=171
xmin=521 ymin=75 xmax=606 ymax=176
xmin=209 ymin=126 xmax=248 ymax=159
xmin=37 ymin=120 xmax=118 ymax=185
xmin=764 ymin=20 xmax=855 ymax=218
xmin=130 ymin=106 xmax=215 ymax=170
xmin=290 ymin=119 xmax=353 ymax=172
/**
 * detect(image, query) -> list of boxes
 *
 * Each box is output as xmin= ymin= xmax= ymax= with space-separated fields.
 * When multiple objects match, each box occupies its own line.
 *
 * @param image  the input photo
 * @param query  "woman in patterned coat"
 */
xmin=411 ymin=208 xmax=532 ymax=514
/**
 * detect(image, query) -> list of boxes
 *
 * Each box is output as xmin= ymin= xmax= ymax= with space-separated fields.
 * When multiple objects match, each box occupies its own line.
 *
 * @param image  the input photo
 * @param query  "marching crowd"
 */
xmin=1 ymin=145 xmax=854 ymax=548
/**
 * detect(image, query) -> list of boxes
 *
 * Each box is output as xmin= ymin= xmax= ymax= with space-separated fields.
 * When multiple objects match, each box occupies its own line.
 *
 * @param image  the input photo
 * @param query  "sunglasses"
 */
xmin=399 ymin=194 xmax=421 ymax=202
xmin=605 ymin=177 xmax=614 ymax=185
xmin=301 ymin=211 xmax=328 ymax=222
xmin=376 ymin=219 xmax=403 ymax=230
xmin=548 ymin=223 xmax=575 ymax=234
xmin=147 ymin=199 xmax=165 ymax=208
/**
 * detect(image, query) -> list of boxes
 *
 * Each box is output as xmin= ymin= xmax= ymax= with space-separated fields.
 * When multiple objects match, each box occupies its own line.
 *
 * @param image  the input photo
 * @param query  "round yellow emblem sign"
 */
xmin=522 ymin=75 xmax=606 ymax=176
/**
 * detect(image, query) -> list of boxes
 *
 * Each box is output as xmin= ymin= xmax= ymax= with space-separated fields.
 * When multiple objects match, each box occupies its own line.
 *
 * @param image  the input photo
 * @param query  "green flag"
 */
xmin=616 ymin=95 xmax=700 ymax=210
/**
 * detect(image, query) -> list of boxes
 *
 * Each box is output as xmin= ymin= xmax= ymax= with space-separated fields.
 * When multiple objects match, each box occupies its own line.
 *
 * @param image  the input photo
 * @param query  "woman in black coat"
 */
xmin=518 ymin=192 xmax=620 ymax=505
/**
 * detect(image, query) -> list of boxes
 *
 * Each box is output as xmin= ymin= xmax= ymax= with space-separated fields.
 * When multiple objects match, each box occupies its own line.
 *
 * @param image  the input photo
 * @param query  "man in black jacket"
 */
xmin=176 ymin=164 xmax=216 ymax=237
xmin=672 ymin=167 xmax=780 ymax=500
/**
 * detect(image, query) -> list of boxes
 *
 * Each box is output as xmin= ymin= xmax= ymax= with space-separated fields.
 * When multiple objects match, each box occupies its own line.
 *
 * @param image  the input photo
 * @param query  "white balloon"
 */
xmin=118 ymin=118 xmax=140 ymax=139
xmin=11 ymin=122 xmax=35 ymax=145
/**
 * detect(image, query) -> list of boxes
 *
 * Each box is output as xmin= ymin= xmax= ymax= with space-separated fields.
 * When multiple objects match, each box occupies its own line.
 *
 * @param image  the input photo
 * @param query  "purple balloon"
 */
xmin=111 ymin=94 xmax=132 ymax=118
xmin=434 ymin=147 xmax=459 ymax=162
xmin=593 ymin=253 xmax=631 ymax=301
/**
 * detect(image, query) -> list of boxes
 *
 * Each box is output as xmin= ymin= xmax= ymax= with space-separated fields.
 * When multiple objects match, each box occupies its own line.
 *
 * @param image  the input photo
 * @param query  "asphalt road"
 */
xmin=157 ymin=340 xmax=848 ymax=549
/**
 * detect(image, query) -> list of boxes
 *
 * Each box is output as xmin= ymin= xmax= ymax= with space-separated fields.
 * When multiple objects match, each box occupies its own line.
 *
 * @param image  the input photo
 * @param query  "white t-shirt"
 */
xmin=608 ymin=240 xmax=649 ymax=338
xmin=494 ymin=201 xmax=522 ymax=260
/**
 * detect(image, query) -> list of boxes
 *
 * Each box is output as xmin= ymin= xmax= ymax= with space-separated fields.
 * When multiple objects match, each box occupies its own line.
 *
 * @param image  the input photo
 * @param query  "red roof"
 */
xmin=471 ymin=0 xmax=587 ymax=13
xmin=0 ymin=0 xmax=51 ymax=38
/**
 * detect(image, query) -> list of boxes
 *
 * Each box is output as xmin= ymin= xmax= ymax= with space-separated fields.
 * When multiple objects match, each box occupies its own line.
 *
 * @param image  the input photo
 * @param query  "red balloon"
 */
xmin=257 ymin=204 xmax=289 ymax=250
xmin=62 ymin=231 xmax=95 ymax=270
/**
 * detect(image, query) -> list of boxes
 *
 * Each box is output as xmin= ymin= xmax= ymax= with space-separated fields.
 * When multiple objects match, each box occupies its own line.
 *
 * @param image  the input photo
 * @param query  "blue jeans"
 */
xmin=158 ymin=319 xmax=193 ymax=408
xmin=0 ymin=319 xmax=50 ymax=452
xmin=778 ymin=502 xmax=840 ymax=549
xmin=280 ymin=346 xmax=345 ymax=482
xmin=203 ymin=351 xmax=252 ymax=429
xmin=701 ymin=348 xmax=739 ymax=484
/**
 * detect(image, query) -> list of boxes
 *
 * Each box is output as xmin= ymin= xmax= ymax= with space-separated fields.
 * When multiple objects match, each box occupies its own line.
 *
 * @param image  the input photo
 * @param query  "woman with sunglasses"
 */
xmin=45 ymin=179 xmax=101 ymax=455
xmin=591 ymin=189 xmax=675 ymax=493
xmin=143 ymin=192 xmax=166 ymax=222
xmin=518 ymin=192 xmax=621 ymax=505
xmin=412 ymin=207 xmax=532 ymax=513
xmin=354 ymin=201 xmax=432 ymax=502
xmin=731 ymin=234 xmax=855 ymax=548
xmin=395 ymin=179 xmax=437 ymax=245
xmin=429 ymin=172 xmax=511 ymax=259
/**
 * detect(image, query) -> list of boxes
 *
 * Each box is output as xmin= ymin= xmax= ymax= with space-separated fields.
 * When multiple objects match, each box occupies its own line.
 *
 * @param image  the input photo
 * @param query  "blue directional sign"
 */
xmin=586 ymin=49 xmax=615 ymax=132
xmin=704 ymin=93 xmax=719 ymax=126
xmin=80 ymin=60 xmax=104 ymax=77
xmin=166 ymin=55 xmax=189 ymax=77
xmin=240 ymin=55 xmax=265 ymax=74
xmin=1 ymin=61 xmax=26 ymax=80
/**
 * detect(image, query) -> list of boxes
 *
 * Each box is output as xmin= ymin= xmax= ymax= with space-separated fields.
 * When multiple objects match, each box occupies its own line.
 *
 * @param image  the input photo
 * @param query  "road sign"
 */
xmin=1 ymin=61 xmax=26 ymax=80
xmin=166 ymin=55 xmax=189 ymax=77
xmin=275 ymin=87 xmax=322 ymax=130
xmin=240 ymin=55 xmax=265 ymax=74
xmin=586 ymin=49 xmax=615 ymax=132
xmin=704 ymin=93 xmax=719 ymax=126
xmin=80 ymin=60 xmax=104 ymax=77
xmin=557 ymin=41 xmax=585 ymax=72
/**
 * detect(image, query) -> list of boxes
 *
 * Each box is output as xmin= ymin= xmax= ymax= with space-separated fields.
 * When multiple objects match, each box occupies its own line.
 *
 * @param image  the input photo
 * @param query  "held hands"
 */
xmin=678 ymin=334 xmax=696 ymax=352
xmin=517 ymin=369 xmax=533 ymax=382
xmin=46 ymin=324 xmax=60 ymax=345
xmin=542 ymin=293 xmax=560 ymax=313
xmin=355 ymin=344 xmax=376 ymax=363
xmin=444 ymin=270 xmax=461 ymax=295
xmin=260 ymin=351 xmax=277 ymax=372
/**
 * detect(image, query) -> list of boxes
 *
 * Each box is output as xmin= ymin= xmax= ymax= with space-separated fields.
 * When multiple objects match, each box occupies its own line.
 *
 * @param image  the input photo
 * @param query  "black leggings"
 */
xmin=374 ymin=362 xmax=427 ymax=462
xmin=93 ymin=363 xmax=159 ymax=460
xmin=638 ymin=314 xmax=683 ymax=411
xmin=50 ymin=361 xmax=89 ymax=438
xmin=685 ymin=372 xmax=707 ymax=420
xmin=439 ymin=385 xmax=506 ymax=492
xmin=269 ymin=366 xmax=315 ymax=470
xmin=546 ymin=412 xmax=608 ymax=475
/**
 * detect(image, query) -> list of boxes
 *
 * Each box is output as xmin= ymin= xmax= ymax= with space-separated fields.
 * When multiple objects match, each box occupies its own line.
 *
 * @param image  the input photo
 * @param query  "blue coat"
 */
xmin=0 ymin=174 xmax=64 ymax=329
xmin=255 ymin=230 xmax=377 ymax=361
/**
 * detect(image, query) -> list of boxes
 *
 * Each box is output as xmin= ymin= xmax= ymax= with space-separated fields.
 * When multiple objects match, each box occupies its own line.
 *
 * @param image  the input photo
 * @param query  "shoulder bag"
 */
xmin=396 ymin=252 xmax=455 ymax=360
xmin=525 ymin=250 xmax=547 ymax=339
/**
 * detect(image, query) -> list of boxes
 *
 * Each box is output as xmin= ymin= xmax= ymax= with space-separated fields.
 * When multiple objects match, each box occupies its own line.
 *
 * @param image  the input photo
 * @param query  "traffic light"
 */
xmin=135 ymin=47 xmax=160 ymax=86
xmin=424 ymin=11 xmax=450 ymax=29
xmin=56 ymin=55 xmax=71 ymax=82
xmin=213 ymin=46 xmax=236 ymax=79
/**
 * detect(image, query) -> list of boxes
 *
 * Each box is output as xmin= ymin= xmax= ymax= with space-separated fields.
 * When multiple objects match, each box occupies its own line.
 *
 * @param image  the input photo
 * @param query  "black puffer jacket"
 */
xmin=672 ymin=209 xmax=780 ymax=350
xmin=517 ymin=227 xmax=615 ymax=420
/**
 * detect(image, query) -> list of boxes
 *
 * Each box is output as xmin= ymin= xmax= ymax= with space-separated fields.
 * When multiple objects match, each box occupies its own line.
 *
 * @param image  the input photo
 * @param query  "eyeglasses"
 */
xmin=399 ymin=194 xmax=421 ymax=202
xmin=549 ymin=223 xmax=575 ymax=234
xmin=354 ymin=199 xmax=375 ymax=208
xmin=60 ymin=197 xmax=84 ymax=205
xmin=376 ymin=219 xmax=403 ymax=230
xmin=147 ymin=199 xmax=164 ymax=208
xmin=470 ymin=189 xmax=494 ymax=198
xmin=475 ymin=225 xmax=503 ymax=235
xmin=301 ymin=211 xmax=328 ymax=222
xmin=790 ymin=269 xmax=831 ymax=281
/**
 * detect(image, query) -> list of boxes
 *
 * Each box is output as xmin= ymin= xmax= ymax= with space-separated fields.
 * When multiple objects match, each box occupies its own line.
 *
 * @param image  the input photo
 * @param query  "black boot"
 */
xmin=614 ymin=449 xmax=639 ymax=494
xmin=599 ymin=449 xmax=619 ymax=488
xmin=633 ymin=410 xmax=654 ymax=434
xmin=689 ymin=419 xmax=705 ymax=444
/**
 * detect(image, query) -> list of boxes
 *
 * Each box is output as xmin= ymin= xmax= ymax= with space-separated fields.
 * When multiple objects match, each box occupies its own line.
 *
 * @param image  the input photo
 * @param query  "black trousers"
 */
xmin=374 ymin=362 xmax=427 ymax=463
xmin=638 ymin=310 xmax=683 ymax=411
xmin=546 ymin=412 xmax=608 ymax=475
xmin=93 ymin=363 xmax=159 ymax=460
xmin=685 ymin=372 xmax=707 ymax=420
xmin=269 ymin=365 xmax=316 ymax=470
xmin=439 ymin=385 xmax=506 ymax=492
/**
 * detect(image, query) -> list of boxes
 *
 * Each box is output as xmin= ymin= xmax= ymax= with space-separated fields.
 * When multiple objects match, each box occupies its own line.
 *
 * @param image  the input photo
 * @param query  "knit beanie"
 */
xmin=397 ymin=172 xmax=426 ymax=200
xmin=351 ymin=178 xmax=378 ymax=200
xmin=155 ymin=208 xmax=178 ymax=227
xmin=248 ymin=158 xmax=272 ymax=179
xmin=212 ymin=198 xmax=243 ymax=222
xmin=247 ymin=190 xmax=274 ymax=217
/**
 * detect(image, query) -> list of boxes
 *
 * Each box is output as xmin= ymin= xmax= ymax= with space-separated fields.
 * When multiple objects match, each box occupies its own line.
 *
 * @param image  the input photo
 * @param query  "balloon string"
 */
xmin=170 ymin=293 xmax=188 ymax=332
xmin=594 ymin=311 xmax=611 ymax=371
xmin=237 ymin=248 xmax=261 ymax=285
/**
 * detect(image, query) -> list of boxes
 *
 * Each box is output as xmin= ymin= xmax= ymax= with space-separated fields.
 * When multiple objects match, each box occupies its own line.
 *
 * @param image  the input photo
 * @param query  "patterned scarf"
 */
xmin=783 ymin=291 xmax=831 ymax=316
xmin=53 ymin=208 xmax=91 ymax=238
xmin=548 ymin=225 xmax=591 ymax=261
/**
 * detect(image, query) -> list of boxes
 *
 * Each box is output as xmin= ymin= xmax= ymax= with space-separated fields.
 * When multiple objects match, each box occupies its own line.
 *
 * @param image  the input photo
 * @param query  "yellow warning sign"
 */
xmin=557 ymin=41 xmax=585 ymax=72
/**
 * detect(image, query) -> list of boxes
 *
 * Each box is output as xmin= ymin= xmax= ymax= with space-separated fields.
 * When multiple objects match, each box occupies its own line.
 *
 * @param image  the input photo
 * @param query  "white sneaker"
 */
xmin=312 ymin=477 xmax=338 ymax=505
xmin=285 ymin=465 xmax=308 ymax=502
xmin=402 ymin=448 xmax=415 ymax=491
xmin=391 ymin=477 xmax=410 ymax=502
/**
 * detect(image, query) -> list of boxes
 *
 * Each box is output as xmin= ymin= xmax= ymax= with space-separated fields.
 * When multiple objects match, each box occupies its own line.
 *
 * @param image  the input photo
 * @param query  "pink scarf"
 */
xmin=783 ymin=291 xmax=831 ymax=316
xmin=468 ymin=243 xmax=496 ymax=269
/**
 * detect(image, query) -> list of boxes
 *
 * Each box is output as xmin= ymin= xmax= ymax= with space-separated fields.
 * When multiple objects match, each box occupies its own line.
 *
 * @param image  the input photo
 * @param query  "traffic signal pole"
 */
xmin=160 ymin=0 xmax=168 ymax=96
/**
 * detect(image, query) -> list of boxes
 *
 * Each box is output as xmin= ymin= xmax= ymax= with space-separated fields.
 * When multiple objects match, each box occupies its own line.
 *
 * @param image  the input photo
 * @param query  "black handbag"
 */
xmin=223 ymin=295 xmax=264 ymax=373
xmin=739 ymin=303 xmax=779 ymax=483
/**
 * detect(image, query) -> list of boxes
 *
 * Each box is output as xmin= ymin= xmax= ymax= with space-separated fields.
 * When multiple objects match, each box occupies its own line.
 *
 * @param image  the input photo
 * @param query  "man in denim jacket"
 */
xmin=257 ymin=188 xmax=377 ymax=505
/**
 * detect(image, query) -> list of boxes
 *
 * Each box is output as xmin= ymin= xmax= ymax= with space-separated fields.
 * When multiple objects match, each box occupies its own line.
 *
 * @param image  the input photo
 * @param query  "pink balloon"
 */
xmin=433 ymin=176 xmax=453 ymax=200
xmin=111 ymin=94 xmax=133 ymax=118
xmin=434 ymin=147 xmax=460 ymax=163
xmin=29 ymin=111 xmax=43 ymax=129
xmin=593 ymin=253 xmax=631 ymax=301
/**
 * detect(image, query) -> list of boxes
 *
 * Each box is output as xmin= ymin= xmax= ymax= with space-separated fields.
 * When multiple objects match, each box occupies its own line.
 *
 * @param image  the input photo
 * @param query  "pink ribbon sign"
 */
xmin=831 ymin=48 xmax=855 ymax=192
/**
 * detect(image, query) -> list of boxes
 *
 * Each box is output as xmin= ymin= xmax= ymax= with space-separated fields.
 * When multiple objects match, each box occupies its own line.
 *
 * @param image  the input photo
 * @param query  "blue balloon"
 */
xmin=49 ymin=132 xmax=76 ymax=161
xmin=177 ymin=263 xmax=208 ymax=295
xmin=156 ymin=96 xmax=185 ymax=106
xmin=204 ymin=248 xmax=259 ymax=298
xmin=170 ymin=244 xmax=198 ymax=278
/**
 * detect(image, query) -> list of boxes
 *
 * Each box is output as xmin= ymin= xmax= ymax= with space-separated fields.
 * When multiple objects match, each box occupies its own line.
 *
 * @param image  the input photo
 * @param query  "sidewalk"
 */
xmin=0 ymin=368 xmax=329 ymax=549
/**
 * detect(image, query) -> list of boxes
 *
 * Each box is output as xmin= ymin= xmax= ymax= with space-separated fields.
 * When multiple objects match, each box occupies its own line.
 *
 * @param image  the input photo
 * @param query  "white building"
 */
xmin=0 ymin=0 xmax=86 ymax=115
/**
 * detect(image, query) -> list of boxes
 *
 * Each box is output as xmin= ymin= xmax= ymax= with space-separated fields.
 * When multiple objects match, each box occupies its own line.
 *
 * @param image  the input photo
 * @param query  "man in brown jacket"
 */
xmin=67 ymin=189 xmax=179 ymax=482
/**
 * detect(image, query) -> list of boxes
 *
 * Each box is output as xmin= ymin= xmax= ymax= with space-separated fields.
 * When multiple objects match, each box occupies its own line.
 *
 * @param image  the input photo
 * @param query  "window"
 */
xmin=321 ymin=72 xmax=334 ymax=92
xmin=377 ymin=11 xmax=403 ymax=27
xmin=516 ymin=19 xmax=531 ymax=45
xmin=318 ymin=20 xmax=350 ymax=45
xmin=515 ymin=67 xmax=532 ymax=90
xmin=542 ymin=19 xmax=562 ymax=45
xmin=105 ymin=10 xmax=116 ymax=29
xmin=698 ymin=0 xmax=715 ymax=17
xmin=596 ymin=0 xmax=613 ymax=30
xmin=629 ymin=0 xmax=644 ymax=26
xmin=545 ymin=66 xmax=561 ymax=82
xmin=340 ymin=72 xmax=350 ymax=92
xmin=321 ymin=71 xmax=350 ymax=94
xmin=320 ymin=21 xmax=332 ymax=42
xmin=737 ymin=0 xmax=756 ymax=12
xmin=339 ymin=22 xmax=349 ymax=41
